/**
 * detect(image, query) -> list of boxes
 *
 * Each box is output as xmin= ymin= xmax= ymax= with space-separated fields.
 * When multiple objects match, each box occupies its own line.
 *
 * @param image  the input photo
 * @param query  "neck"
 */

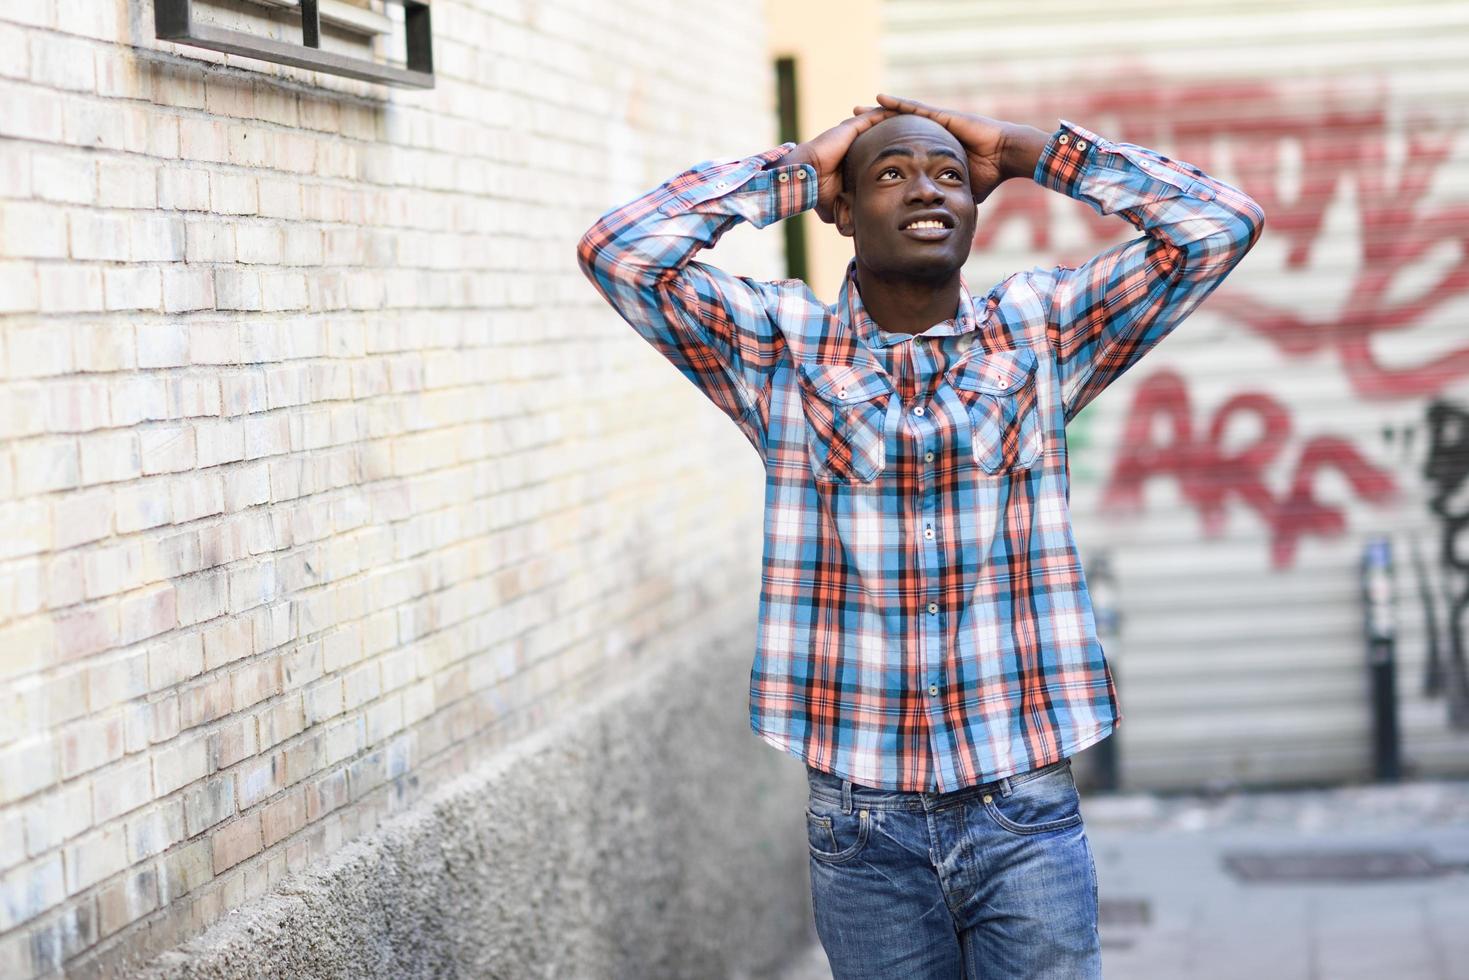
xmin=852 ymin=259 xmax=963 ymax=336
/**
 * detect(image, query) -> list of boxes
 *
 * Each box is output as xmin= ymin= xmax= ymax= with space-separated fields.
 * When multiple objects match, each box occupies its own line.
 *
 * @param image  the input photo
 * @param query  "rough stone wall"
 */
xmin=0 ymin=0 xmax=791 ymax=975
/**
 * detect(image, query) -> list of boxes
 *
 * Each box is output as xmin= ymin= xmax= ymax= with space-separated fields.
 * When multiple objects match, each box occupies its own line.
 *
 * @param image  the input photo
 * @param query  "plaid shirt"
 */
xmin=577 ymin=119 xmax=1265 ymax=792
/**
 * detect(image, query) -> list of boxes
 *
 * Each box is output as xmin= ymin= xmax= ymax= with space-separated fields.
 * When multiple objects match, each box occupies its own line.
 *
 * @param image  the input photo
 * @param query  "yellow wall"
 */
xmin=765 ymin=0 xmax=882 ymax=300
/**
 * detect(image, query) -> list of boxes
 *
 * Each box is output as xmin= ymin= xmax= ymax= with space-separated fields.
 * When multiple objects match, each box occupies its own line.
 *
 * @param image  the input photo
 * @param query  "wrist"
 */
xmin=997 ymin=124 xmax=1049 ymax=182
xmin=765 ymin=144 xmax=814 ymax=171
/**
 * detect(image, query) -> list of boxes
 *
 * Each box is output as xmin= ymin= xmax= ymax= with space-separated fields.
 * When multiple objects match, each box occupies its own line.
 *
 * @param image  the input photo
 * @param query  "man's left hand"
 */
xmin=851 ymin=93 xmax=1025 ymax=205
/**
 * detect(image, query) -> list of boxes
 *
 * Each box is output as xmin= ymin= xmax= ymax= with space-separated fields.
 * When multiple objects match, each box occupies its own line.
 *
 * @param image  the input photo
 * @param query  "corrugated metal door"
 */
xmin=882 ymin=0 xmax=1469 ymax=789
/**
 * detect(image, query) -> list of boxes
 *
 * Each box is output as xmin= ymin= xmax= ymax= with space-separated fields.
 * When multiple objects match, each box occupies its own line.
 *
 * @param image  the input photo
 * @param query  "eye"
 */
xmin=940 ymin=167 xmax=964 ymax=180
xmin=877 ymin=166 xmax=902 ymax=180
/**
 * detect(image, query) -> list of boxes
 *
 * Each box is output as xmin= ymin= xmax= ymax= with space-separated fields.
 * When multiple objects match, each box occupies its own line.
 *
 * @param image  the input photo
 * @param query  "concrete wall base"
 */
xmin=137 ymin=638 xmax=813 ymax=979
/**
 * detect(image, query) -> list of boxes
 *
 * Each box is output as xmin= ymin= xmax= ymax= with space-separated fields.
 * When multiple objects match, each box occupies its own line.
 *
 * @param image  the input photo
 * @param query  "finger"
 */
xmin=875 ymin=93 xmax=943 ymax=120
xmin=851 ymin=104 xmax=877 ymax=115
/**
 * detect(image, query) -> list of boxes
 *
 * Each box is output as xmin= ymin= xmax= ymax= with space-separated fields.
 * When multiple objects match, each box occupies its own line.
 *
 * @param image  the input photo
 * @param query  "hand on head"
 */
xmin=850 ymin=93 xmax=1015 ymax=206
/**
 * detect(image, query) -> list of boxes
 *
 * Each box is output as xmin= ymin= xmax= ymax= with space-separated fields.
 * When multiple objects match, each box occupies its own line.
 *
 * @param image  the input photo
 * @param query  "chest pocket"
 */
xmin=795 ymin=361 xmax=894 ymax=485
xmin=945 ymin=347 xmax=1043 ymax=473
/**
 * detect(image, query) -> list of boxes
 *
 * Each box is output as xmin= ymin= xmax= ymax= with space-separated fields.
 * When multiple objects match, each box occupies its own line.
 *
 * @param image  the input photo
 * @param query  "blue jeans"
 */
xmin=804 ymin=757 xmax=1102 ymax=979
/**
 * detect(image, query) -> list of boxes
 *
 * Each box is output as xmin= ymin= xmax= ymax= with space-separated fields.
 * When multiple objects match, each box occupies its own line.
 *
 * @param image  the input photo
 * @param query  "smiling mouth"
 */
xmin=900 ymin=223 xmax=954 ymax=241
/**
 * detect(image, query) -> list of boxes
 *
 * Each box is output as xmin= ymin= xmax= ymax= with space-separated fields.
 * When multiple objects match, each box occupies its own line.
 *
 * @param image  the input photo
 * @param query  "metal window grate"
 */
xmin=155 ymin=0 xmax=433 ymax=89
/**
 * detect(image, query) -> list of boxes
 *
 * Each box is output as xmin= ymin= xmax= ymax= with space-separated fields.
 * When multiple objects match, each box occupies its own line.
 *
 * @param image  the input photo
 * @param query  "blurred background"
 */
xmin=0 ymin=0 xmax=1465 ymax=978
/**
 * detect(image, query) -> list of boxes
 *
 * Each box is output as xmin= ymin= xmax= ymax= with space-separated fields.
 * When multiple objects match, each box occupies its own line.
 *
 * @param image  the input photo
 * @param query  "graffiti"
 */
xmin=1101 ymin=371 xmax=1398 ymax=568
xmin=976 ymin=72 xmax=1469 ymax=401
xmin=1422 ymin=400 xmax=1469 ymax=727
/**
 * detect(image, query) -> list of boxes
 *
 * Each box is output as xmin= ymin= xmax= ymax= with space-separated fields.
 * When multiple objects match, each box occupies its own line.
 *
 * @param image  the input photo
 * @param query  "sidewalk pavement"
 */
xmin=773 ymin=777 xmax=1469 ymax=980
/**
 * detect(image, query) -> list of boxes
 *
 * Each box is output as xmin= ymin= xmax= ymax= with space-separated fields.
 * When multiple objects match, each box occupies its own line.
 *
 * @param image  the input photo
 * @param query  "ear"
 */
xmin=833 ymin=189 xmax=855 ymax=238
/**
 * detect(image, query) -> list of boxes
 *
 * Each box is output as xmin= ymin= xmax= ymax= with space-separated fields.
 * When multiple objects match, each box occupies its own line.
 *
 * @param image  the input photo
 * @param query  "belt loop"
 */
xmin=999 ymin=775 xmax=1013 ymax=798
xmin=841 ymin=778 xmax=853 ymax=814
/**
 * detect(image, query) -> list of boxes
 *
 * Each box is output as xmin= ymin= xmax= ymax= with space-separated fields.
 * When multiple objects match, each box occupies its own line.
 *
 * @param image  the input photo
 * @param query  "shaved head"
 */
xmin=841 ymin=114 xmax=967 ymax=197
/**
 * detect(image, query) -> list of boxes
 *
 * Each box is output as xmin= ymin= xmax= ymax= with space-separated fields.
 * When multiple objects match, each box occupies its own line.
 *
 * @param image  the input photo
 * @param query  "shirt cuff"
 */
xmin=658 ymin=142 xmax=817 ymax=222
xmin=1033 ymin=119 xmax=1108 ymax=197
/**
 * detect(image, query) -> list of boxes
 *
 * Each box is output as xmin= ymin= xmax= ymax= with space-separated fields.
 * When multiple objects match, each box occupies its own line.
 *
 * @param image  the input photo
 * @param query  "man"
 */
xmin=577 ymin=93 xmax=1264 ymax=979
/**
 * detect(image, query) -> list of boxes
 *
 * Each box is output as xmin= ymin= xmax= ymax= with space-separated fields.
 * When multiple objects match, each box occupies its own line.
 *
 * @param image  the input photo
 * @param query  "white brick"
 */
xmin=195 ymin=419 xmax=245 ymax=468
xmin=170 ymin=472 xmax=225 ymax=525
xmin=77 ymin=430 xmax=141 ymax=485
xmin=45 ymin=379 xmax=110 ymax=432
xmin=166 ymin=375 xmax=221 ymax=417
xmin=125 ymin=800 xmax=184 ymax=862
xmin=94 ymin=46 xmax=149 ymax=101
xmin=129 ymin=213 xmax=187 ymax=262
xmin=52 ymin=488 xmax=112 ymax=550
xmin=151 ymin=734 xmax=209 ymax=796
xmin=163 ymin=267 xmax=215 ymax=313
xmin=0 ymin=80 xmax=64 ymax=142
xmin=213 ymin=267 xmax=262 ymax=310
xmin=83 ymin=540 xmax=143 ymax=600
xmin=0 ymin=855 xmax=65 ymax=931
xmin=72 ymin=321 xmax=136 ymax=373
xmin=0 ymin=736 xmax=56 ymax=805
xmin=136 ymin=320 xmax=189 ymax=369
xmin=0 ymin=21 xmax=28 ymax=83
xmin=64 ymin=95 xmax=129 ymax=151
xmin=110 ymin=374 xmax=168 ymax=427
xmin=91 ymin=756 xmax=154 ymax=822
xmin=0 ymin=501 xmax=51 ymax=560
xmin=184 ymin=219 xmax=234 ymax=263
xmin=119 ymin=584 xmax=177 ymax=645
xmin=0 ymin=261 xmax=38 ymax=313
xmin=235 ymin=223 xmax=283 ymax=264
xmin=158 ymin=165 xmax=211 ymax=211
xmin=22 ymin=782 xmax=90 ymax=856
xmin=139 ymin=425 xmax=195 ymax=478
xmin=28 ymin=32 xmax=95 ymax=92
xmin=226 ymin=122 xmax=272 ymax=168
xmin=189 ymin=321 xmax=238 ymax=364
xmin=31 ymin=151 xmax=95 ymax=204
xmin=37 ymin=262 xmax=104 ymax=314
xmin=56 ymin=0 xmax=120 ymax=41
xmin=259 ymin=270 xmax=308 ymax=312
xmin=114 ymin=481 xmax=173 ymax=533
xmin=209 ymin=172 xmax=257 ymax=215
xmin=103 ymin=265 xmax=162 ymax=311
xmin=2 ymin=201 xmax=68 ymax=258
xmin=7 ymin=326 xmax=73 ymax=379
xmin=11 ymin=438 xmax=80 ymax=495
xmin=257 ymin=177 xmax=302 ymax=219
xmin=179 ymin=116 xmax=229 ymax=163
xmin=96 ymin=158 xmax=157 ymax=209
xmin=64 ymin=824 xmax=127 ymax=895
xmin=67 ymin=211 xmax=130 ymax=262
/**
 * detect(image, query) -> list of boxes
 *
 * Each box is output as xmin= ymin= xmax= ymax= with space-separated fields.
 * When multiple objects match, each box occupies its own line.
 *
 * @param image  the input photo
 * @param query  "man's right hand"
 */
xmin=768 ymin=106 xmax=895 ymax=224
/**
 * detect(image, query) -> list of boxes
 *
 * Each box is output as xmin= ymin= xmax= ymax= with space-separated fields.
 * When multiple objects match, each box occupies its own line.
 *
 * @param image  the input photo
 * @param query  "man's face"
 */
xmin=833 ymin=115 xmax=976 ymax=281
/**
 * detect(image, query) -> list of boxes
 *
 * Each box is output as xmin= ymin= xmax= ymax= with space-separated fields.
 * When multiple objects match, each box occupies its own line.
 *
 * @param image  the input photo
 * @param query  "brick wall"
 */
xmin=0 ymin=1 xmax=783 ymax=975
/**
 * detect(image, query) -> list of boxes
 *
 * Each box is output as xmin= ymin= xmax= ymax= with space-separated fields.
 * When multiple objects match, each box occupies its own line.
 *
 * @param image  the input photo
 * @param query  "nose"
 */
xmin=905 ymin=168 xmax=945 ymax=205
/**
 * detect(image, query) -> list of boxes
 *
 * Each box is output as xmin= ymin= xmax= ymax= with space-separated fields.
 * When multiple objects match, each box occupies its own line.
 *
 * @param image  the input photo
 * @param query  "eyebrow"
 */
xmin=867 ymin=145 xmax=965 ymax=173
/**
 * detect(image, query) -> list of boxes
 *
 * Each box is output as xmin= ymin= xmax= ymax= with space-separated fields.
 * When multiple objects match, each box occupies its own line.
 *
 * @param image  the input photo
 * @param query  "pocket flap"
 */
xmin=797 ymin=361 xmax=895 ymax=404
xmin=947 ymin=347 xmax=1037 ymax=395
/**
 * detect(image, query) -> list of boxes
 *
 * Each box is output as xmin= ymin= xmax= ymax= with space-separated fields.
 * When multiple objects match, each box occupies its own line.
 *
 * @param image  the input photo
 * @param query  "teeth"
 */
xmin=905 ymin=220 xmax=945 ymax=230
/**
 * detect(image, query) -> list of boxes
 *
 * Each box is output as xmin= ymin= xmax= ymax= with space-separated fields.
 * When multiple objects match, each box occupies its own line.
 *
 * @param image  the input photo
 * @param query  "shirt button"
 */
xmin=924 ymin=527 xmax=934 ymax=539
xmin=838 ymin=387 xmax=847 ymax=399
xmin=927 ymin=602 xmax=938 ymax=614
xmin=1058 ymin=134 xmax=1069 ymax=144
xmin=796 ymin=169 xmax=808 ymax=179
xmin=1076 ymin=140 xmax=1087 ymax=150
xmin=928 ymin=684 xmax=939 ymax=696
xmin=777 ymin=172 xmax=789 ymax=182
xmin=925 ymin=451 xmax=934 ymax=462
xmin=913 ymin=406 xmax=925 ymax=416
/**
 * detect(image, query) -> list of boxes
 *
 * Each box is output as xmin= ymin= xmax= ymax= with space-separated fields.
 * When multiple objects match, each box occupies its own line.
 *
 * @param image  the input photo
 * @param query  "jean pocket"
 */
xmin=982 ymin=760 xmax=1083 ymax=835
xmin=805 ymin=798 xmax=872 ymax=863
xmin=795 ymin=361 xmax=894 ymax=485
xmin=945 ymin=347 xmax=1043 ymax=474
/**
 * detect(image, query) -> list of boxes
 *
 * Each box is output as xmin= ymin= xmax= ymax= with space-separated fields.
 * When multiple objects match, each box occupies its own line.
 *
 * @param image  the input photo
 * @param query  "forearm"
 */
xmin=998 ymin=124 xmax=1050 ymax=183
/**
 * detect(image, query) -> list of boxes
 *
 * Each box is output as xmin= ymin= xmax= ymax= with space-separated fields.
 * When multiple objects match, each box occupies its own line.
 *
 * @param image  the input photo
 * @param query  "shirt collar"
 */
xmin=835 ymin=257 xmax=984 ymax=349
